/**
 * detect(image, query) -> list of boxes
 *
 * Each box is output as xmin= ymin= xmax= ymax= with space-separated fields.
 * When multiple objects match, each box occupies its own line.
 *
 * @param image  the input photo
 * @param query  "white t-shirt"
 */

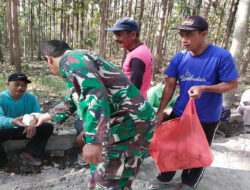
xmin=239 ymin=89 xmax=250 ymax=107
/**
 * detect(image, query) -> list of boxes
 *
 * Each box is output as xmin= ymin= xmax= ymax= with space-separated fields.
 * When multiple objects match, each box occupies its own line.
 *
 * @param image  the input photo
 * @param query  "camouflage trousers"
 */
xmin=87 ymin=134 xmax=151 ymax=190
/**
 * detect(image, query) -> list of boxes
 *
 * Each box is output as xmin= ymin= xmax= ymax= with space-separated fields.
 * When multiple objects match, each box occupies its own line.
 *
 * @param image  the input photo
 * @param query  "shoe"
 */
xmin=215 ymin=129 xmax=226 ymax=138
xmin=147 ymin=179 xmax=176 ymax=189
xmin=243 ymin=125 xmax=250 ymax=133
xmin=20 ymin=154 xmax=42 ymax=167
xmin=77 ymin=153 xmax=89 ymax=167
xmin=178 ymin=183 xmax=194 ymax=190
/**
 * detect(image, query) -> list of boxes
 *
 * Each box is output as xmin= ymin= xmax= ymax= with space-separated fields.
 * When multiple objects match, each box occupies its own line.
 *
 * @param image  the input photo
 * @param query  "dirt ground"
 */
xmin=1 ymin=125 xmax=250 ymax=190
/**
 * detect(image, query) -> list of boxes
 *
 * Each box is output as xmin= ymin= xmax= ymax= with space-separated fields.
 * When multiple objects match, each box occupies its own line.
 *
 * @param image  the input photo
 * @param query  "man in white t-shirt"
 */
xmin=238 ymin=89 xmax=250 ymax=132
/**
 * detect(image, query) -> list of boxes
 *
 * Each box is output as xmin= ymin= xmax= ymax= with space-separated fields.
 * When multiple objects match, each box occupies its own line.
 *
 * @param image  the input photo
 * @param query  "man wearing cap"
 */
xmin=0 ymin=73 xmax=53 ymax=167
xmin=33 ymin=40 xmax=157 ymax=189
xmin=147 ymin=16 xmax=238 ymax=190
xmin=107 ymin=17 xmax=153 ymax=100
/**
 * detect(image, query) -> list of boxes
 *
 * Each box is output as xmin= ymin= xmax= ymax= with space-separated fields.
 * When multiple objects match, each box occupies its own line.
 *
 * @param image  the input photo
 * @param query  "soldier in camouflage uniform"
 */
xmin=34 ymin=40 xmax=158 ymax=190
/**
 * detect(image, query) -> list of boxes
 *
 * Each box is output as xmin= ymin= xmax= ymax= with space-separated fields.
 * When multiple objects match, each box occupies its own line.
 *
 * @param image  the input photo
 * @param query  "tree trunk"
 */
xmin=98 ymin=0 xmax=109 ymax=58
xmin=193 ymin=0 xmax=202 ymax=15
xmin=121 ymin=0 xmax=134 ymax=66
xmin=53 ymin=0 xmax=57 ymax=39
xmin=44 ymin=0 xmax=48 ymax=41
xmin=66 ymin=15 xmax=70 ymax=42
xmin=138 ymin=0 xmax=144 ymax=28
xmin=80 ymin=1 xmax=86 ymax=47
xmin=71 ymin=0 xmax=75 ymax=48
xmin=214 ymin=1 xmax=227 ymax=45
xmin=153 ymin=0 xmax=168 ymax=76
xmin=224 ymin=0 xmax=249 ymax=107
xmin=75 ymin=1 xmax=79 ymax=48
xmin=7 ymin=0 xmax=15 ymax=65
xmin=203 ymin=0 xmax=211 ymax=20
xmin=113 ymin=0 xmax=117 ymax=21
xmin=120 ymin=0 xmax=124 ymax=18
xmin=159 ymin=1 xmax=174 ymax=67
xmin=145 ymin=2 xmax=156 ymax=48
xmin=4 ymin=12 xmax=8 ymax=49
xmin=60 ymin=0 xmax=64 ymax=40
xmin=49 ymin=1 xmax=52 ymax=39
xmin=7 ymin=0 xmax=21 ymax=71
xmin=134 ymin=0 xmax=138 ymax=16
xmin=221 ymin=0 xmax=240 ymax=50
xmin=149 ymin=2 xmax=160 ymax=52
xmin=0 ymin=32 xmax=4 ymax=61
xmin=230 ymin=0 xmax=249 ymax=72
xmin=37 ymin=1 xmax=42 ymax=60
xmin=128 ymin=0 xmax=133 ymax=16
xmin=22 ymin=0 xmax=26 ymax=58
xmin=241 ymin=46 xmax=250 ymax=77
xmin=29 ymin=0 xmax=34 ymax=60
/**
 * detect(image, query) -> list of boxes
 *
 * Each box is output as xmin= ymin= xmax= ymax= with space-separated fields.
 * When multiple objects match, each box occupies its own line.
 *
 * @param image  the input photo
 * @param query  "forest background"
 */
xmin=0 ymin=0 xmax=249 ymax=107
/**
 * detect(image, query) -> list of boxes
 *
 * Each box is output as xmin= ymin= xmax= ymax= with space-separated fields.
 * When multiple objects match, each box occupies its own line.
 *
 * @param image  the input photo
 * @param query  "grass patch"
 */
xmin=28 ymin=75 xmax=67 ymax=100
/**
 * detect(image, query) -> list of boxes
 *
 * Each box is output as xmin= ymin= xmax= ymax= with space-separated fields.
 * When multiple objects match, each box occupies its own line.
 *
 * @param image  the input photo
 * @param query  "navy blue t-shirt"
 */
xmin=165 ymin=45 xmax=238 ymax=122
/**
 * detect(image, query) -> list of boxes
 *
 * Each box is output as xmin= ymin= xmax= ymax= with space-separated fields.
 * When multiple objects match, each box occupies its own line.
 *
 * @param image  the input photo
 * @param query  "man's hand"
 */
xmin=82 ymin=144 xmax=103 ymax=165
xmin=11 ymin=116 xmax=26 ymax=127
xmin=32 ymin=113 xmax=51 ymax=127
xmin=156 ymin=112 xmax=164 ymax=123
xmin=23 ymin=126 xmax=36 ymax=139
xmin=188 ymin=86 xmax=204 ymax=99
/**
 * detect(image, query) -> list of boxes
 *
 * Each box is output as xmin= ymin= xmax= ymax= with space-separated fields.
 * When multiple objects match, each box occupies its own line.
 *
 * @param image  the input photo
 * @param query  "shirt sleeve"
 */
xmin=0 ymin=96 xmax=14 ymax=129
xmin=49 ymin=92 xmax=77 ymax=124
xmin=164 ymin=52 xmax=183 ymax=78
xmin=49 ymin=56 xmax=110 ymax=144
xmin=130 ymin=58 xmax=145 ymax=89
xmin=218 ymin=53 xmax=239 ymax=82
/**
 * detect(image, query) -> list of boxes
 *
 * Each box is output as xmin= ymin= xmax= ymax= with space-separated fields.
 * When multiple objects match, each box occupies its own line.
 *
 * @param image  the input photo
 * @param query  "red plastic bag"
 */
xmin=149 ymin=99 xmax=213 ymax=172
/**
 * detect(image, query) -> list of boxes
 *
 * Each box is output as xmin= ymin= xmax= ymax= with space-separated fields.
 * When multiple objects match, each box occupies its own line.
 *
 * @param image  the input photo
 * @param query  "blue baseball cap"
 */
xmin=106 ymin=18 xmax=140 ymax=34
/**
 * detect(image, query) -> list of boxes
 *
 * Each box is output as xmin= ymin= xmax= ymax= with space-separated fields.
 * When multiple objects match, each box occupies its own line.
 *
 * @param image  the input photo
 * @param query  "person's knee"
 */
xmin=37 ymin=123 xmax=54 ymax=136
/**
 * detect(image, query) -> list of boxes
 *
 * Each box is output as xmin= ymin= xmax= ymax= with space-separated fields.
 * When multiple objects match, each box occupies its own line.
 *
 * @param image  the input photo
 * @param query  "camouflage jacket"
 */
xmin=49 ymin=50 xmax=157 ymax=144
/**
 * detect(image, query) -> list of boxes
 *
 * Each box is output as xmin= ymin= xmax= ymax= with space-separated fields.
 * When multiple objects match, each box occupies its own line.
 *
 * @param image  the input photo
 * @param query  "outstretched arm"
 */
xmin=188 ymin=79 xmax=238 ymax=99
xmin=157 ymin=76 xmax=177 ymax=122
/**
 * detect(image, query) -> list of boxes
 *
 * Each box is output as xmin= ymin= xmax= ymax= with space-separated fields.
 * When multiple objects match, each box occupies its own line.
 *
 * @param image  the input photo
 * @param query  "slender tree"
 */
xmin=0 ymin=32 xmax=4 ymax=61
xmin=241 ymin=46 xmax=250 ymax=77
xmin=29 ymin=0 xmax=34 ymax=59
xmin=128 ymin=0 xmax=133 ymax=16
xmin=7 ymin=0 xmax=21 ymax=71
xmin=138 ymin=0 xmax=144 ymax=28
xmin=7 ymin=0 xmax=15 ymax=65
xmin=224 ymin=0 xmax=249 ymax=106
xmin=221 ymin=0 xmax=240 ymax=49
xmin=37 ymin=1 xmax=42 ymax=60
xmin=214 ymin=1 xmax=227 ymax=45
xmin=193 ymin=0 xmax=202 ymax=15
xmin=203 ymin=0 xmax=211 ymax=19
xmin=153 ymin=0 xmax=168 ymax=75
xmin=53 ymin=0 xmax=57 ymax=39
xmin=98 ymin=0 xmax=109 ymax=58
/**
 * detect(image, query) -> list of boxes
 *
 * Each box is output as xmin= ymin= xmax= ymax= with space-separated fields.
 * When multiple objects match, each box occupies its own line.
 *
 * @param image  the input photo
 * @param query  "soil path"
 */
xmin=1 ymin=134 xmax=249 ymax=190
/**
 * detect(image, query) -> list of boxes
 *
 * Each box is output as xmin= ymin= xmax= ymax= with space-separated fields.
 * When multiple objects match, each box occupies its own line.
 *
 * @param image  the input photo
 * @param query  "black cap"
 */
xmin=8 ymin=73 xmax=31 ymax=83
xmin=106 ymin=18 xmax=140 ymax=34
xmin=172 ymin=16 xmax=208 ymax=31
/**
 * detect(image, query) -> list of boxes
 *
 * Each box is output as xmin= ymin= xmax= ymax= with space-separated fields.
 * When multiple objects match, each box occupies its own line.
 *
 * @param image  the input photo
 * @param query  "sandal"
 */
xmin=147 ymin=179 xmax=175 ymax=190
xmin=20 ymin=154 xmax=42 ymax=167
xmin=179 ymin=183 xmax=194 ymax=190
xmin=77 ymin=153 xmax=89 ymax=166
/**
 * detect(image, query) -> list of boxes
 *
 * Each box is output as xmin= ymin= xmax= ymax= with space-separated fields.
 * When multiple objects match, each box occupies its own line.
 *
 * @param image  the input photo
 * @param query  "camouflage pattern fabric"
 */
xmin=88 ymin=134 xmax=150 ymax=189
xmin=48 ymin=50 xmax=158 ymax=189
